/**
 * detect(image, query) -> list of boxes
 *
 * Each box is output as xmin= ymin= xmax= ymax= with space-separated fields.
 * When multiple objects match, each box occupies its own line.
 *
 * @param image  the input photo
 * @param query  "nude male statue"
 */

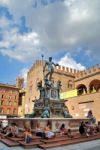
xmin=43 ymin=57 xmax=59 ymax=80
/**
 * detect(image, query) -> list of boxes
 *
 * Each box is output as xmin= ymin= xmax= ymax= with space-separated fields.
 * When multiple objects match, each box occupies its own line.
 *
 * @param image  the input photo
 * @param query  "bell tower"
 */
xmin=16 ymin=76 xmax=24 ymax=89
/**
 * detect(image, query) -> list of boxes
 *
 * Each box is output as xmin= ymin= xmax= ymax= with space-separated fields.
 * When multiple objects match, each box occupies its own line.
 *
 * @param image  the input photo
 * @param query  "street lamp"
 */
xmin=41 ymin=54 xmax=44 ymax=62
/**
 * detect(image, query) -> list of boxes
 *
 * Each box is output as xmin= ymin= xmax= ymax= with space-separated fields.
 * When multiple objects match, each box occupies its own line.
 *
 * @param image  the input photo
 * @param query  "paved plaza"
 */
xmin=0 ymin=139 xmax=100 ymax=150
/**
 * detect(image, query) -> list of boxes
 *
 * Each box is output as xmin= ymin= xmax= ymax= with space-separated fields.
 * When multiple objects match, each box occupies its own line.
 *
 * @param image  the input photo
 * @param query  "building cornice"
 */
xmin=75 ymin=71 xmax=100 ymax=82
xmin=54 ymin=71 xmax=75 ymax=78
xmin=0 ymin=83 xmax=19 ymax=90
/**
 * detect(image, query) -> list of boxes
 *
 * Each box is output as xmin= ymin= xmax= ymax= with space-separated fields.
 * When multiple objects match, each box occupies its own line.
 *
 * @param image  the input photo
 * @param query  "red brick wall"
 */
xmin=0 ymin=86 xmax=19 ymax=116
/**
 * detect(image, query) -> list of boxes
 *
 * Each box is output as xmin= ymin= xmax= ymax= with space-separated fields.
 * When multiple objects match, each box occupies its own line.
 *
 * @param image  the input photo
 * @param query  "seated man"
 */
xmin=11 ymin=123 xmax=19 ymax=137
xmin=84 ymin=121 xmax=95 ymax=136
xmin=44 ymin=124 xmax=55 ymax=139
xmin=2 ymin=125 xmax=14 ymax=137
xmin=87 ymin=110 xmax=96 ymax=124
xmin=24 ymin=127 xmax=32 ymax=143
xmin=2 ymin=123 xmax=20 ymax=138
xmin=35 ymin=123 xmax=45 ymax=138
xmin=79 ymin=121 xmax=87 ymax=135
xmin=0 ymin=125 xmax=9 ymax=134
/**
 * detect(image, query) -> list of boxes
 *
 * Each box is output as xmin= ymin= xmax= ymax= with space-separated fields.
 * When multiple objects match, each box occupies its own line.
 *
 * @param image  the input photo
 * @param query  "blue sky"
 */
xmin=0 ymin=0 xmax=100 ymax=85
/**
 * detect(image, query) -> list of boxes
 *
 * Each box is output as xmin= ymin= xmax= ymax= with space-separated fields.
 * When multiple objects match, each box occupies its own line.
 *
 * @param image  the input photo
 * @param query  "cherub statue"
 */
xmin=63 ymin=107 xmax=72 ymax=118
xmin=37 ymin=80 xmax=45 ymax=99
xmin=41 ymin=107 xmax=50 ymax=118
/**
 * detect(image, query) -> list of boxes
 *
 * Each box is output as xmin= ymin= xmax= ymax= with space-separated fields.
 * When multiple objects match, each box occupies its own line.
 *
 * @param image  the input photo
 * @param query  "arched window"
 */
xmin=89 ymin=79 xmax=100 ymax=93
xmin=76 ymin=84 xmax=87 ymax=95
xmin=68 ymin=80 xmax=73 ymax=89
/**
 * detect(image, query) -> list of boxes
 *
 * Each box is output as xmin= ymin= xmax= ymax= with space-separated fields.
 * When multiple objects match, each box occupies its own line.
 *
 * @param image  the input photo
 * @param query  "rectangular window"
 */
xmin=1 ymin=100 xmax=4 ymax=105
xmin=14 ymin=101 xmax=17 ymax=106
xmin=9 ymin=96 xmax=11 ymax=99
xmin=7 ymin=108 xmax=10 ymax=114
xmin=13 ymin=109 xmax=17 ymax=114
xmin=0 ymin=108 xmax=4 ymax=113
xmin=9 ymin=90 xmax=13 ymax=94
xmin=2 ymin=95 xmax=4 ymax=99
xmin=8 ymin=101 xmax=12 ymax=106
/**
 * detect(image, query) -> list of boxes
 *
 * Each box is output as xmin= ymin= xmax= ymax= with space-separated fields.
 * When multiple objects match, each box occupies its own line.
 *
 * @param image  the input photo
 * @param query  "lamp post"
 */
xmin=41 ymin=54 xmax=44 ymax=62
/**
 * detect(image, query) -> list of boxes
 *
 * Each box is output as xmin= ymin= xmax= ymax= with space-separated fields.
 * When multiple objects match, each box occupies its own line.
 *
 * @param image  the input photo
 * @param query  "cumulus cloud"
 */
xmin=58 ymin=53 xmax=86 ymax=70
xmin=0 ymin=16 xmax=41 ymax=61
xmin=19 ymin=67 xmax=29 ymax=86
xmin=0 ymin=0 xmax=100 ymax=62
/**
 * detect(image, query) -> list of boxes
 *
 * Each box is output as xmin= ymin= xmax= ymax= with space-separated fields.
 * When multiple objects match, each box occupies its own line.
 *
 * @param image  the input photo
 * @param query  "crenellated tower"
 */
xmin=16 ymin=76 xmax=24 ymax=89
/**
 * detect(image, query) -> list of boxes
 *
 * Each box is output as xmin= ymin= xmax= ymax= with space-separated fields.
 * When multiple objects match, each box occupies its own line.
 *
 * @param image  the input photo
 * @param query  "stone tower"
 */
xmin=16 ymin=76 xmax=24 ymax=89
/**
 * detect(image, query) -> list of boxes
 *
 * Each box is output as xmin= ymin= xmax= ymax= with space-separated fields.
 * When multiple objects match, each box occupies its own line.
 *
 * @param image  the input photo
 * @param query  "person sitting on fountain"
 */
xmin=41 ymin=107 xmax=50 ymax=118
xmin=24 ymin=127 xmax=32 ymax=144
xmin=35 ymin=123 xmax=45 ymax=138
xmin=79 ymin=121 xmax=88 ymax=136
xmin=59 ymin=123 xmax=73 ymax=138
xmin=44 ymin=124 xmax=55 ymax=139
xmin=87 ymin=110 xmax=96 ymax=124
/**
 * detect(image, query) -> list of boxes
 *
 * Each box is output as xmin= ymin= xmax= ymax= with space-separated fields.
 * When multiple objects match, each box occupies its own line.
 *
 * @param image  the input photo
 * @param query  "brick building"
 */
xmin=0 ymin=83 xmax=19 ymax=117
xmin=16 ymin=76 xmax=26 ymax=117
xmin=67 ymin=64 xmax=100 ymax=121
xmin=25 ymin=60 xmax=100 ymax=121
xmin=0 ymin=76 xmax=25 ymax=118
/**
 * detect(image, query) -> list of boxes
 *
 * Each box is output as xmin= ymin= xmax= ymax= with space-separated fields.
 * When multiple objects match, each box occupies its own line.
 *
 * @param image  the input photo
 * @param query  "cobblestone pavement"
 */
xmin=0 ymin=139 xmax=100 ymax=150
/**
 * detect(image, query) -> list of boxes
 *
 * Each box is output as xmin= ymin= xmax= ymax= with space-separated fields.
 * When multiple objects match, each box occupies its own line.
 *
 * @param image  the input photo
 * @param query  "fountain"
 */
xmin=31 ymin=57 xmax=72 ymax=118
xmin=3 ymin=57 xmax=88 ymax=134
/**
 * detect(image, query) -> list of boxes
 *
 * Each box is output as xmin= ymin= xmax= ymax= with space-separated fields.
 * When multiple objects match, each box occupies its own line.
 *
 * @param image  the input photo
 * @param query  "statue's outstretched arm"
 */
xmin=53 ymin=62 xmax=59 ymax=67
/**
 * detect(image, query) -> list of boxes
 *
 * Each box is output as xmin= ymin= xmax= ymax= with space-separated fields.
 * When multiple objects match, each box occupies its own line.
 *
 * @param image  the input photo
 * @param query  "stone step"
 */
xmin=41 ymin=134 xmax=83 ymax=144
xmin=39 ymin=134 xmax=100 ymax=149
xmin=8 ymin=137 xmax=24 ymax=142
xmin=0 ymin=138 xmax=19 ymax=147
xmin=19 ymin=140 xmax=43 ymax=149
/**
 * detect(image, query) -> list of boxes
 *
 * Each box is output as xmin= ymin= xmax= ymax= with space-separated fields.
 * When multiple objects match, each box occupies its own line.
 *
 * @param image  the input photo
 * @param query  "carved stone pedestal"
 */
xmin=33 ymin=98 xmax=71 ymax=118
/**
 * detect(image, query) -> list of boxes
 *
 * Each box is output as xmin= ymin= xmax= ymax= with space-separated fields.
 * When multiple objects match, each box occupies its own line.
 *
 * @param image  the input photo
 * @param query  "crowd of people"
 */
xmin=0 ymin=122 xmax=19 ymax=138
xmin=79 ymin=121 xmax=100 ymax=137
xmin=0 ymin=110 xmax=100 ymax=144
xmin=0 ymin=121 xmax=73 ymax=143
xmin=79 ymin=110 xmax=99 ymax=137
xmin=35 ymin=122 xmax=73 ymax=139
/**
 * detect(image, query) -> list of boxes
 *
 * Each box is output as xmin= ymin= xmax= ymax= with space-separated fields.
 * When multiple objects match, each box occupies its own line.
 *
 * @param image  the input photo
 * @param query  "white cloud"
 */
xmin=58 ymin=53 xmax=86 ymax=70
xmin=0 ymin=0 xmax=10 ymax=5
xmin=0 ymin=0 xmax=100 ymax=61
xmin=19 ymin=68 xmax=29 ymax=86
xmin=0 ymin=17 xmax=41 ymax=61
xmin=0 ymin=17 xmax=10 ymax=29
xmin=70 ymin=8 xmax=89 ymax=22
